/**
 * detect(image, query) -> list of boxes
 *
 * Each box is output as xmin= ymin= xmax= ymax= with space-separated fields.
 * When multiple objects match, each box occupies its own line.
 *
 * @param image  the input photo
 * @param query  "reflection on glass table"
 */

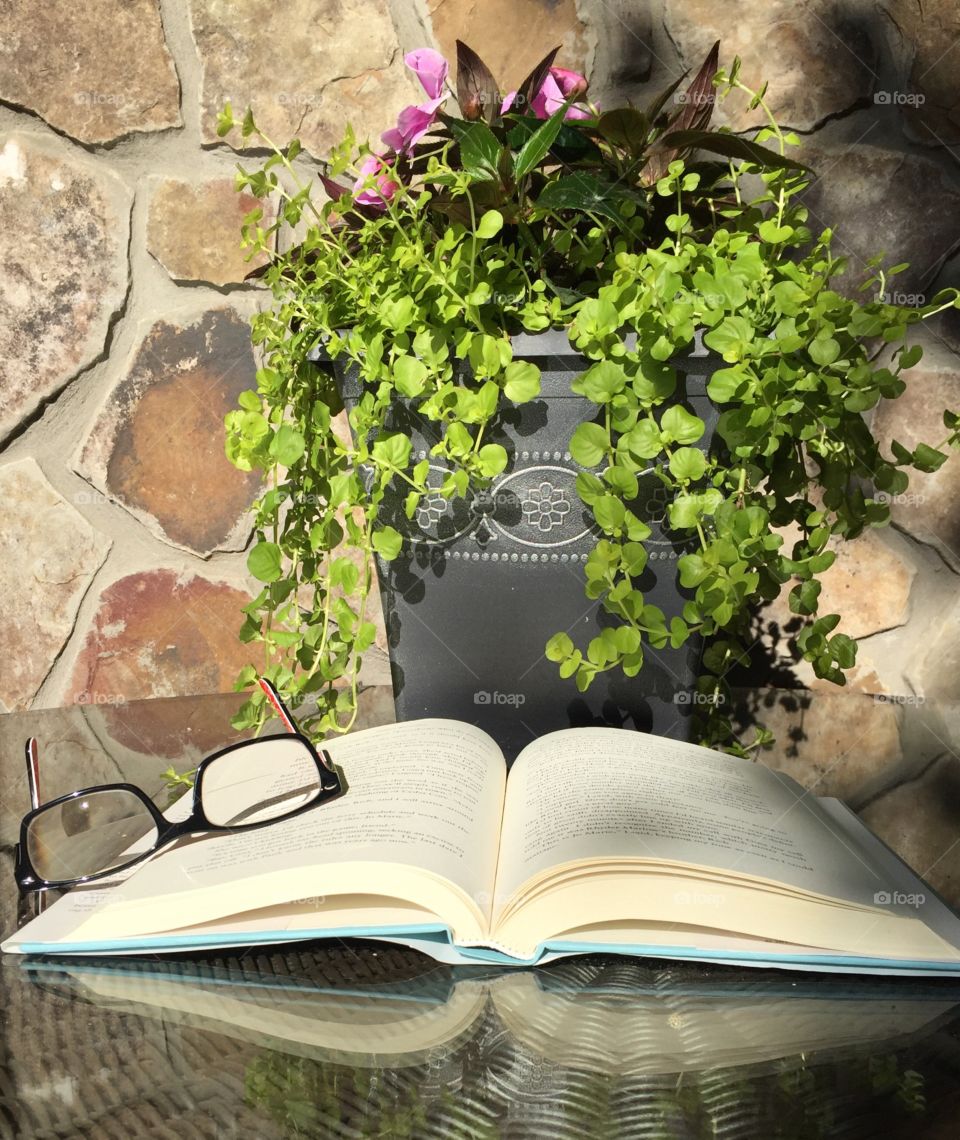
xmin=11 ymin=949 xmax=960 ymax=1138
xmin=3 ymin=687 xmax=960 ymax=1137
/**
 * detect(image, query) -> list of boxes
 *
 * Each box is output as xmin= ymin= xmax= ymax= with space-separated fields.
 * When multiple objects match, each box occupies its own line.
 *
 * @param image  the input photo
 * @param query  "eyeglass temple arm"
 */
xmin=257 ymin=677 xmax=299 ymax=734
xmin=20 ymin=739 xmax=47 ymax=913
xmin=25 ymin=738 xmax=41 ymax=811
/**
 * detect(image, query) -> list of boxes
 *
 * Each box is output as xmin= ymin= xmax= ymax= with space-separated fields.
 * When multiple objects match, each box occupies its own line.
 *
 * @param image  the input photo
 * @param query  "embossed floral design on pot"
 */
xmin=415 ymin=490 xmax=449 ymax=532
xmin=522 ymin=481 xmax=572 ymax=533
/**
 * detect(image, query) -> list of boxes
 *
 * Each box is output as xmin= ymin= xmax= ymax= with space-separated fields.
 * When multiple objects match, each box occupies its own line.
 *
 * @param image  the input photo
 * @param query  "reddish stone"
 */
xmin=66 ymin=569 xmax=257 ymax=714
xmin=95 ymin=690 xmax=253 ymax=764
xmin=75 ymin=308 xmax=261 ymax=556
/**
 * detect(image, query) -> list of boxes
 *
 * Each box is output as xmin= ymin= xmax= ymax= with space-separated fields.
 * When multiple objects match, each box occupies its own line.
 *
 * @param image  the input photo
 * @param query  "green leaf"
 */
xmin=913 ymin=443 xmax=948 ymax=472
xmin=789 ymin=579 xmax=822 ymax=616
xmin=594 ymin=495 xmax=625 ymax=531
xmin=546 ymin=632 xmax=575 ymax=662
xmin=476 ymin=209 xmax=504 ymax=239
xmin=596 ymin=107 xmax=649 ymax=153
xmin=503 ymin=360 xmax=541 ymax=402
xmin=703 ymin=316 xmax=755 ymax=362
xmin=248 ymin=541 xmax=283 ymax=582
xmin=570 ymin=421 xmax=609 ymax=467
xmin=394 ymin=354 xmax=429 ymax=397
xmin=831 ymin=632 xmax=857 ymax=670
xmin=899 ymin=344 xmax=923 ymax=369
xmin=658 ymin=129 xmax=811 ymax=172
xmin=661 ymin=405 xmax=705 ymax=445
xmin=536 ymin=173 xmax=628 ymax=222
xmin=707 ymin=366 xmax=747 ymax=402
xmin=625 ymin=419 xmax=663 ymax=460
xmin=758 ymin=219 xmax=794 ymax=243
xmin=445 ymin=116 xmax=502 ymax=179
xmin=809 ymin=335 xmax=840 ymax=366
xmin=372 ymin=432 xmax=412 ymax=468
xmin=572 ymin=359 xmax=626 ymax=403
xmin=575 ymin=471 xmax=605 ymax=504
xmin=270 ymin=424 xmax=306 ymax=466
xmin=678 ymin=553 xmax=709 ymax=587
xmin=621 ymin=542 xmax=648 ymax=575
xmin=515 ymin=106 xmax=566 ymax=178
xmin=372 ymin=526 xmax=403 ymax=560
xmin=669 ymin=447 xmax=706 ymax=481
xmin=477 ymin=443 xmax=508 ymax=476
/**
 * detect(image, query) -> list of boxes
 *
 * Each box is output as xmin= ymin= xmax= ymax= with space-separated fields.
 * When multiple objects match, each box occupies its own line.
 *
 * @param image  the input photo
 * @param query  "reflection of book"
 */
xmin=22 ymin=957 xmax=960 ymax=1076
xmin=6 ymin=719 xmax=960 ymax=974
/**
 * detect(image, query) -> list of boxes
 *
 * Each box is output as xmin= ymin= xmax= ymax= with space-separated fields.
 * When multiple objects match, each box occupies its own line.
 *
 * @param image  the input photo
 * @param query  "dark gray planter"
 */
xmin=332 ymin=329 xmax=721 ymax=761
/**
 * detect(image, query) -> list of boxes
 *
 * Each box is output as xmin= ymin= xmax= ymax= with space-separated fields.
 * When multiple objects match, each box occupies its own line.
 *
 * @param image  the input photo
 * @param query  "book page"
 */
xmin=493 ymin=727 xmax=892 ymax=916
xmin=4 ymin=719 xmax=506 ymax=949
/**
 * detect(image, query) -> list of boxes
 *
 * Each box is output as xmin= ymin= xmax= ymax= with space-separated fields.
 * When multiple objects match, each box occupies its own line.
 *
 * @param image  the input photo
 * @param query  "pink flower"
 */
xmin=352 ymin=154 xmax=399 ymax=210
xmin=406 ymin=48 xmax=448 ymax=101
xmin=500 ymin=90 xmax=518 ymax=114
xmin=531 ymin=66 xmax=590 ymax=120
xmin=381 ymin=48 xmax=449 ymax=153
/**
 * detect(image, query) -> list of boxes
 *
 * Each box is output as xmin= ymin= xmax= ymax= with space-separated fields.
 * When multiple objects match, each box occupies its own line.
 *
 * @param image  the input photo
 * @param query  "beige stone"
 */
xmin=0 ymin=0 xmax=180 ymax=144
xmin=861 ymin=754 xmax=960 ymax=909
xmin=765 ymin=526 xmax=915 ymax=641
xmin=883 ymin=0 xmax=960 ymax=146
xmin=752 ymin=689 xmax=902 ymax=802
xmin=0 ymin=135 xmax=131 ymax=443
xmin=75 ymin=308 xmax=261 ymax=557
xmin=189 ymin=0 xmax=418 ymax=157
xmin=873 ymin=355 xmax=960 ymax=570
xmin=428 ymin=0 xmax=588 ymax=94
xmin=147 ymin=177 xmax=274 ymax=286
xmin=911 ymin=594 xmax=960 ymax=703
xmin=663 ymin=0 xmax=874 ymax=131
xmin=797 ymin=143 xmax=960 ymax=298
xmin=0 ymin=459 xmax=111 ymax=712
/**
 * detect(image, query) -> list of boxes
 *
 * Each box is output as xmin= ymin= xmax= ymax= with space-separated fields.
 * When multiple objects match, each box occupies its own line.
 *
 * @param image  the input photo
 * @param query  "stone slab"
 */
xmin=75 ymin=308 xmax=261 ymax=557
xmin=146 ymin=177 xmax=273 ymax=287
xmin=0 ymin=0 xmax=181 ymax=144
xmin=0 ymin=135 xmax=131 ymax=443
xmin=190 ymin=0 xmax=417 ymax=157
xmin=0 ymin=459 xmax=111 ymax=712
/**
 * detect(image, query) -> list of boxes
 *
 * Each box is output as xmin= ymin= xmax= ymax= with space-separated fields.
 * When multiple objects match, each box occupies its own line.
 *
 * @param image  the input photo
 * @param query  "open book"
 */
xmin=5 ymin=720 xmax=960 ymax=974
xmin=20 ymin=956 xmax=960 ymax=1075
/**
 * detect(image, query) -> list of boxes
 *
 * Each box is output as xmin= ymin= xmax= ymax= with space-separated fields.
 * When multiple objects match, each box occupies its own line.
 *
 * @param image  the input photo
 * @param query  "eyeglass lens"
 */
xmin=24 ymin=737 xmax=326 ymax=885
xmin=200 ymin=737 xmax=323 ymax=827
xmin=26 ymin=789 xmax=159 ymax=884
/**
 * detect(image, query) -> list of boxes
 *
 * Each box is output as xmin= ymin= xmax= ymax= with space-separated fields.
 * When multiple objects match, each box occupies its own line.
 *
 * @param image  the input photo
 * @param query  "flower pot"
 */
xmin=334 ymin=330 xmax=721 ymax=760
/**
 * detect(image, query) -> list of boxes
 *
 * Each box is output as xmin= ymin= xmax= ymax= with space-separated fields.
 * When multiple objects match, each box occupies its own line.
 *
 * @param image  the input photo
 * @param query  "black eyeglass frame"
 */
xmin=14 ymin=683 xmax=345 ymax=894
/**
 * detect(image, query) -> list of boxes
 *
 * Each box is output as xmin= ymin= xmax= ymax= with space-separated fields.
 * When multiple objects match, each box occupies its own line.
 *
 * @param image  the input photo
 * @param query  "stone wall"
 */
xmin=2 ymin=0 xmax=960 ymax=731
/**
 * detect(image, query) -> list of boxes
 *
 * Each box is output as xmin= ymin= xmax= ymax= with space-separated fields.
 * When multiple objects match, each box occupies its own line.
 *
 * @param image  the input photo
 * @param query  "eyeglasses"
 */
xmin=14 ymin=679 xmax=345 ymax=893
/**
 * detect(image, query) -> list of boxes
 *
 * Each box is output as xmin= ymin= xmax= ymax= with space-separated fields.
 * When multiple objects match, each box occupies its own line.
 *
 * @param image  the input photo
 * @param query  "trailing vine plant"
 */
xmin=222 ymin=42 xmax=960 ymax=753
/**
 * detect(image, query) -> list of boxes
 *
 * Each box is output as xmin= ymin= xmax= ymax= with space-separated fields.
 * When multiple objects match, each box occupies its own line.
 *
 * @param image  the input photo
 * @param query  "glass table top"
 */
xmin=3 ymin=688 xmax=960 ymax=1138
